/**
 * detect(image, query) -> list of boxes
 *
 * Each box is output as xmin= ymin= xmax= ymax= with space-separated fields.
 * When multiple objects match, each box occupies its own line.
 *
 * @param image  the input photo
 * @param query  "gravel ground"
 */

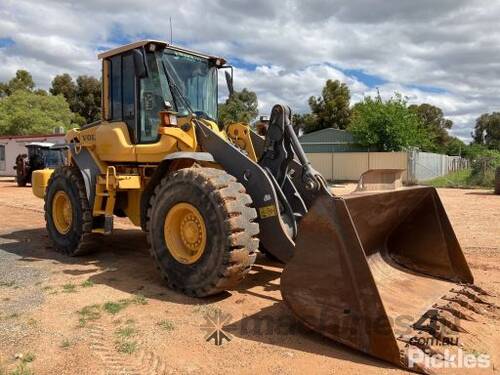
xmin=0 ymin=230 xmax=49 ymax=349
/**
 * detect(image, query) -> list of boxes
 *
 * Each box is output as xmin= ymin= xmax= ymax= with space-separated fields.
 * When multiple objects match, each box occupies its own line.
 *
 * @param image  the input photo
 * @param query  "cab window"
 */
xmin=106 ymin=49 xmax=175 ymax=144
xmin=138 ymin=52 xmax=173 ymax=143
xmin=108 ymin=53 xmax=137 ymax=142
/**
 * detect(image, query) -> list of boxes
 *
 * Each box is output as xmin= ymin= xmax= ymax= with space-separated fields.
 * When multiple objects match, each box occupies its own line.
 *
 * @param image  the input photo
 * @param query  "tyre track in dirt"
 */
xmin=87 ymin=322 xmax=168 ymax=375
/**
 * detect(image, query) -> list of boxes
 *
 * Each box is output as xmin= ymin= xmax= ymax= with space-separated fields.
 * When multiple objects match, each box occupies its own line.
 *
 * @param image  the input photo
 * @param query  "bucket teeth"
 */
xmin=442 ymin=295 xmax=483 ymax=314
xmin=460 ymin=283 xmax=495 ymax=297
xmin=451 ymin=287 xmax=494 ymax=306
xmin=407 ymin=360 xmax=434 ymax=375
xmin=434 ymin=302 xmax=475 ymax=321
xmin=410 ymin=308 xmax=464 ymax=347
xmin=435 ymin=310 xmax=468 ymax=333
xmin=421 ymin=324 xmax=453 ymax=343
xmin=398 ymin=335 xmax=446 ymax=358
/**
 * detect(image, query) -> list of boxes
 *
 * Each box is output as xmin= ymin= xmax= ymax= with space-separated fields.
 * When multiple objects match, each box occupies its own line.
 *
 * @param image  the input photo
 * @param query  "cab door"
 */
xmin=96 ymin=52 xmax=137 ymax=162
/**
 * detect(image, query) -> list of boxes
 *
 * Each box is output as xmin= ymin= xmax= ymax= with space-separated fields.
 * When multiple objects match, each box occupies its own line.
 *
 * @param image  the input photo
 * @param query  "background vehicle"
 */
xmin=14 ymin=142 xmax=67 ymax=186
xmin=31 ymin=40 xmax=496 ymax=372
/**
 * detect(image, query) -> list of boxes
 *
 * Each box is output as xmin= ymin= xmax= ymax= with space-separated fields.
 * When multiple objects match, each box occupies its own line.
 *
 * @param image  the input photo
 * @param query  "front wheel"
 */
xmin=45 ymin=166 xmax=96 ymax=256
xmin=147 ymin=167 xmax=259 ymax=297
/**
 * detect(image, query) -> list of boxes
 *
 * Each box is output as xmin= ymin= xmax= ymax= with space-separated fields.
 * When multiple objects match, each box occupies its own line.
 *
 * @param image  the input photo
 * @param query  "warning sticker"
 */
xmin=259 ymin=205 xmax=277 ymax=219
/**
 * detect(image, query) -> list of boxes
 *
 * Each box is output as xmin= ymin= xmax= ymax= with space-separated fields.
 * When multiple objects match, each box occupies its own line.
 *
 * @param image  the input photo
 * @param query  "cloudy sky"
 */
xmin=0 ymin=0 xmax=498 ymax=141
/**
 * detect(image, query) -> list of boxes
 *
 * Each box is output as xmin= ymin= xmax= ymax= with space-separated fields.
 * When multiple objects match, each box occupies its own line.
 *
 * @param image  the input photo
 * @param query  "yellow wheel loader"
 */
xmin=32 ymin=40 xmax=496 ymax=372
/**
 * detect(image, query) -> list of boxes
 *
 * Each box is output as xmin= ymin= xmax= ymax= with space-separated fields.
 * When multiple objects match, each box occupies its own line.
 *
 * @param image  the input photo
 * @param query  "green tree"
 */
xmin=50 ymin=73 xmax=77 ymax=106
xmin=34 ymin=89 xmax=48 ymax=96
xmin=74 ymin=75 xmax=101 ymax=124
xmin=0 ymin=69 xmax=35 ymax=96
xmin=302 ymin=79 xmax=351 ymax=134
xmin=0 ymin=90 xmax=76 ymax=135
xmin=50 ymin=73 xmax=100 ymax=125
xmin=473 ymin=112 xmax=500 ymax=150
xmin=467 ymin=147 xmax=500 ymax=187
xmin=218 ymin=88 xmax=258 ymax=126
xmin=292 ymin=113 xmax=315 ymax=132
xmin=444 ymin=136 xmax=466 ymax=156
xmin=0 ymin=82 xmax=7 ymax=97
xmin=348 ymin=93 xmax=429 ymax=151
xmin=409 ymin=103 xmax=453 ymax=152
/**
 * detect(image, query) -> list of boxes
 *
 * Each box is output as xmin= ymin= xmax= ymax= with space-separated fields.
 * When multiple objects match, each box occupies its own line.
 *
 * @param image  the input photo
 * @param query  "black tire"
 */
xmin=16 ymin=176 xmax=27 ymax=187
xmin=146 ymin=167 xmax=259 ymax=297
xmin=45 ymin=166 xmax=96 ymax=256
xmin=259 ymin=246 xmax=282 ymax=262
xmin=15 ymin=156 xmax=28 ymax=187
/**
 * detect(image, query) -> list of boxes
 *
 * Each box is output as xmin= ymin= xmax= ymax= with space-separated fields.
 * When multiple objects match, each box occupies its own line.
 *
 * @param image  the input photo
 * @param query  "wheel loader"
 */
xmin=32 ymin=40 xmax=497 ymax=372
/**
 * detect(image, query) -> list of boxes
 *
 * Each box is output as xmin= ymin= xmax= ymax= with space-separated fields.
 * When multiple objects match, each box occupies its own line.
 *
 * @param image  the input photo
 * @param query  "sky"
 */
xmin=0 ymin=0 xmax=499 ymax=142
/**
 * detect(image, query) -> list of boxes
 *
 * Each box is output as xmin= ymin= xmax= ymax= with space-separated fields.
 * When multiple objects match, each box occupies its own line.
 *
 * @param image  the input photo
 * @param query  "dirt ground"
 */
xmin=0 ymin=178 xmax=498 ymax=375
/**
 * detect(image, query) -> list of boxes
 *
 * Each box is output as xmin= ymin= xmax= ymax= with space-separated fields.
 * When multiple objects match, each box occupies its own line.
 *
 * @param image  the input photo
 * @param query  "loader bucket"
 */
xmin=281 ymin=186 xmax=497 ymax=373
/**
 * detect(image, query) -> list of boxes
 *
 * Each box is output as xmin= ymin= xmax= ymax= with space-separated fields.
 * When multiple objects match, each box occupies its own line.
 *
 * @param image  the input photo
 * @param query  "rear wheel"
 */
xmin=15 ymin=157 xmax=28 ymax=187
xmin=16 ymin=176 xmax=27 ymax=187
xmin=147 ymin=167 xmax=259 ymax=297
xmin=45 ymin=166 xmax=95 ymax=256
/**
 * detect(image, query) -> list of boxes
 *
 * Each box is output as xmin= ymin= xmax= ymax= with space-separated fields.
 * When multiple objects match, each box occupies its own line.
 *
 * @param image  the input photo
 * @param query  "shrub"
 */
xmin=468 ymin=154 xmax=500 ymax=187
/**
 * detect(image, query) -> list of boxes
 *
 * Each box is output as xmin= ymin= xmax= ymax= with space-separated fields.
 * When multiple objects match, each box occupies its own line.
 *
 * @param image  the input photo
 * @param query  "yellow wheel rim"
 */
xmin=164 ymin=203 xmax=207 ymax=264
xmin=52 ymin=190 xmax=73 ymax=235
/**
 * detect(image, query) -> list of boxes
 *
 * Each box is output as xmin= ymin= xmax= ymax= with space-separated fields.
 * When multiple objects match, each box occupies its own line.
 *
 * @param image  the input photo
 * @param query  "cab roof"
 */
xmin=26 ymin=142 xmax=55 ymax=148
xmin=97 ymin=40 xmax=226 ymax=65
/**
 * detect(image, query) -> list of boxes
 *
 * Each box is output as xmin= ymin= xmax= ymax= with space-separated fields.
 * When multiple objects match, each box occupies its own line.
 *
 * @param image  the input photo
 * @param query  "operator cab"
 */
xmin=98 ymin=40 xmax=231 ymax=144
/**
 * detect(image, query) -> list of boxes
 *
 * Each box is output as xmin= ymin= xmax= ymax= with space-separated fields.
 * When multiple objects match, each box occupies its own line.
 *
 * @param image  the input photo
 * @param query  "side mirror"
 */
xmin=132 ymin=49 xmax=147 ymax=79
xmin=224 ymin=70 xmax=234 ymax=98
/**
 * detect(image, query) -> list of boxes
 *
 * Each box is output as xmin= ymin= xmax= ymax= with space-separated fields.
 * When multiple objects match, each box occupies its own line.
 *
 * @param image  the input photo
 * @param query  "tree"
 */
xmin=218 ymin=88 xmax=258 ymax=126
xmin=409 ymin=103 xmax=453 ymax=152
xmin=0 ymin=90 xmax=76 ymax=136
xmin=473 ymin=113 xmax=500 ymax=150
xmin=444 ymin=136 xmax=466 ymax=156
xmin=0 ymin=70 xmax=35 ymax=96
xmin=292 ymin=113 xmax=315 ymax=132
xmin=50 ymin=73 xmax=100 ymax=125
xmin=74 ymin=75 xmax=101 ymax=124
xmin=302 ymin=79 xmax=351 ymax=134
xmin=348 ymin=93 xmax=429 ymax=151
xmin=50 ymin=73 xmax=77 ymax=107
xmin=0 ymin=82 xmax=7 ymax=97
xmin=34 ymin=89 xmax=48 ymax=96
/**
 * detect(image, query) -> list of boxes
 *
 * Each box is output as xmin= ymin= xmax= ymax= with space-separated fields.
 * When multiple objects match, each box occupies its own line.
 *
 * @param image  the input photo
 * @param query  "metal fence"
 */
xmin=407 ymin=150 xmax=469 ymax=184
xmin=306 ymin=149 xmax=469 ymax=183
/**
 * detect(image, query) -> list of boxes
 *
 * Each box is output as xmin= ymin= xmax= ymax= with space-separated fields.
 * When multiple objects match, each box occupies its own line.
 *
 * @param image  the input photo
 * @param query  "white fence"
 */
xmin=306 ymin=150 xmax=468 ymax=183
xmin=407 ymin=150 xmax=469 ymax=183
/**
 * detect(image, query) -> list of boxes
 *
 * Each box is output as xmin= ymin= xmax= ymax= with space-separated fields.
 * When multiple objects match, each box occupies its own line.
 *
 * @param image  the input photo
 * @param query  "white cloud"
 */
xmin=1 ymin=0 xmax=499 ymax=142
xmin=229 ymin=64 xmax=367 ymax=114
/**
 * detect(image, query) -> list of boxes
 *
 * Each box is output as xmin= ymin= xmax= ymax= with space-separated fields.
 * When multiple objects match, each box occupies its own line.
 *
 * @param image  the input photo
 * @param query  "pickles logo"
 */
xmin=200 ymin=309 xmax=233 ymax=346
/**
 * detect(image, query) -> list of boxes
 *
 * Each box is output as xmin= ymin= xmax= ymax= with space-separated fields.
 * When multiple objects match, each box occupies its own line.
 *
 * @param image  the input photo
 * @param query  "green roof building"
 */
xmin=298 ymin=128 xmax=369 ymax=153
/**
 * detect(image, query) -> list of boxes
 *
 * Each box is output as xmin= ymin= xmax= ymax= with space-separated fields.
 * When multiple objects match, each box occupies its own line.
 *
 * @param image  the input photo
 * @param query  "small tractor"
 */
xmin=31 ymin=40 xmax=496 ymax=372
xmin=14 ymin=142 xmax=66 ymax=187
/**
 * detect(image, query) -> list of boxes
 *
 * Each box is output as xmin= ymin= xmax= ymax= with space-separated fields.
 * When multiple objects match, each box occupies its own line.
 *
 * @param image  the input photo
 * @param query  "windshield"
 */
xmin=162 ymin=49 xmax=218 ymax=120
xmin=42 ymin=149 xmax=65 ymax=168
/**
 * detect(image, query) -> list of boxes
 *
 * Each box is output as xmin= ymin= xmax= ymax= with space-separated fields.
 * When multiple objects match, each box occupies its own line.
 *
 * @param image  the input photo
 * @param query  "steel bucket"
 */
xmin=281 ymin=187 xmax=497 ymax=372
